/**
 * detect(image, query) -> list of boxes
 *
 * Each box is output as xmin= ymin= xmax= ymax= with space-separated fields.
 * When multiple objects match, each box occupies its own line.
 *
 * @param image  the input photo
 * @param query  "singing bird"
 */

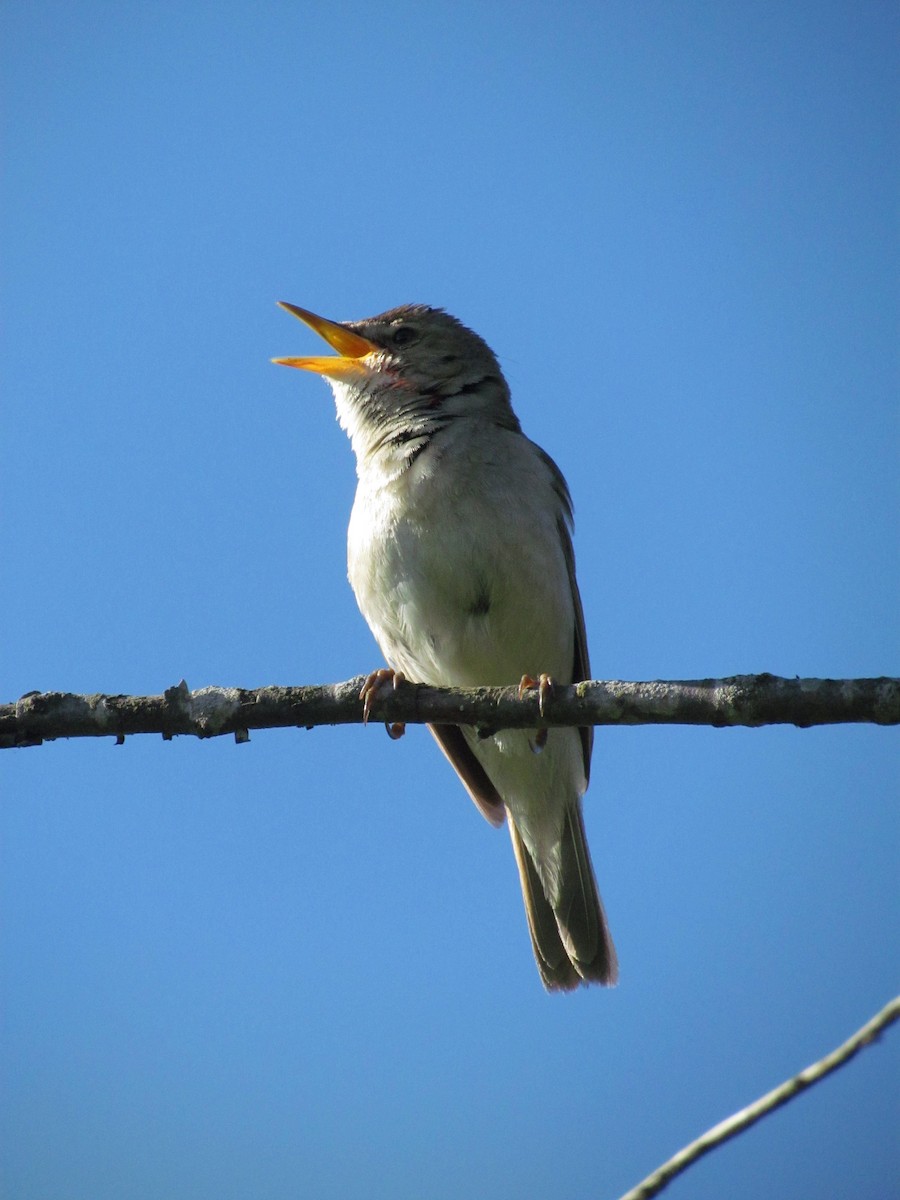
xmin=274 ymin=302 xmax=617 ymax=990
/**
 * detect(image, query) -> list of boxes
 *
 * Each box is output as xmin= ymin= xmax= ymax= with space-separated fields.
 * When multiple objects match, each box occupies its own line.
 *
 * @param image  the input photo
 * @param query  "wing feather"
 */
xmin=428 ymin=724 xmax=506 ymax=827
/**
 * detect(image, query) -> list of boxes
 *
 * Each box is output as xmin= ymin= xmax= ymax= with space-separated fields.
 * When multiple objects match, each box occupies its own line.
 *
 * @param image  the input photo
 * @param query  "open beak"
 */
xmin=272 ymin=302 xmax=379 ymax=379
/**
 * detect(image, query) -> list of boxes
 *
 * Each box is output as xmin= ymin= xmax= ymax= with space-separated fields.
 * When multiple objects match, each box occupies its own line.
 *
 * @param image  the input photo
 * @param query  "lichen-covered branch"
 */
xmin=1 ymin=674 xmax=897 ymax=748
xmin=617 ymin=995 xmax=900 ymax=1200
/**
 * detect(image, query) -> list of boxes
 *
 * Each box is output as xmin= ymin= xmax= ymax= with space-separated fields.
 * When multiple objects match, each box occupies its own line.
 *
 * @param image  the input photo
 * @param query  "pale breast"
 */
xmin=347 ymin=423 xmax=577 ymax=688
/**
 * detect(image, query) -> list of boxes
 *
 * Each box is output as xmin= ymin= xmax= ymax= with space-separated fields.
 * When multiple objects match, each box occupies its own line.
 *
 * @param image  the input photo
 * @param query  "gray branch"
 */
xmin=2 ymin=674 xmax=897 ymax=748
xmin=617 ymin=995 xmax=900 ymax=1200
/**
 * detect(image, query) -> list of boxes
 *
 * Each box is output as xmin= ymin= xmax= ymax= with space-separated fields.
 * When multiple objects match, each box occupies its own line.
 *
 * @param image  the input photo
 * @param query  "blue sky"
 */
xmin=2 ymin=2 xmax=898 ymax=1197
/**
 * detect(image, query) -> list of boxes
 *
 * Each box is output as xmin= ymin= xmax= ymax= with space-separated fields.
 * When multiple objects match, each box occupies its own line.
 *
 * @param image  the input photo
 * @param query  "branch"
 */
xmin=616 ymin=995 xmax=900 ymax=1200
xmin=1 ymin=674 xmax=897 ymax=748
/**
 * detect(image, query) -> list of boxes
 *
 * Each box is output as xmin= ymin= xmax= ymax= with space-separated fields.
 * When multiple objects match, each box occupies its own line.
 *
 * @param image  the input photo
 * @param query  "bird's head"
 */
xmin=273 ymin=302 xmax=519 ymax=471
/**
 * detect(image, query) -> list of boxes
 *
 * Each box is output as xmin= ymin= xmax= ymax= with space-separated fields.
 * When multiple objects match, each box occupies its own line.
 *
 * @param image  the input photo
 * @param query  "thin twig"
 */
xmin=617 ymin=996 xmax=900 ymax=1200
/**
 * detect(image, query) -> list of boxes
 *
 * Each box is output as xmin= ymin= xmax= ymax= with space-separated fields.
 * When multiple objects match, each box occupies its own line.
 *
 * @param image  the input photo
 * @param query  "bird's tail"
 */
xmin=509 ymin=804 xmax=618 ymax=990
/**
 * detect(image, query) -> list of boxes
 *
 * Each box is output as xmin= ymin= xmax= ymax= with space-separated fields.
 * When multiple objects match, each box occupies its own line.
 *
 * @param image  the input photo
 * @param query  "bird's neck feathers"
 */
xmin=328 ymin=371 xmax=520 ymax=482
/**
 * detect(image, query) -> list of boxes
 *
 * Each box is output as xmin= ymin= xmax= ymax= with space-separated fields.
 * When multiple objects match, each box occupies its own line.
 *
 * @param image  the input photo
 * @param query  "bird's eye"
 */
xmin=391 ymin=325 xmax=418 ymax=348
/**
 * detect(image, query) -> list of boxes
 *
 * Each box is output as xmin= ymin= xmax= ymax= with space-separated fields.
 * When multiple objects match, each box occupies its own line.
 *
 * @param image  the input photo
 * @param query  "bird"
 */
xmin=273 ymin=301 xmax=617 ymax=990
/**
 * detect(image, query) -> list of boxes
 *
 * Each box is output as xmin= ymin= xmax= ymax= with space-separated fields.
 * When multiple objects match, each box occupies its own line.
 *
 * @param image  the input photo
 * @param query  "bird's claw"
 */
xmin=517 ymin=672 xmax=555 ymax=719
xmin=518 ymin=673 xmax=554 ymax=753
xmin=360 ymin=667 xmax=406 ymax=738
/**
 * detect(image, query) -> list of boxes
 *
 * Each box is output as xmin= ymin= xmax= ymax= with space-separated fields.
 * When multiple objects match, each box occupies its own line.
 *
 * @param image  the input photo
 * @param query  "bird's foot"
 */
xmin=359 ymin=667 xmax=406 ymax=739
xmin=518 ymin=673 xmax=554 ymax=752
xmin=518 ymin=673 xmax=555 ymax=718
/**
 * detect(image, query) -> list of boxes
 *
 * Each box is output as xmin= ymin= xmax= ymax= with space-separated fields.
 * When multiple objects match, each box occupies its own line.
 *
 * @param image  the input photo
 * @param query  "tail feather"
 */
xmin=509 ymin=819 xmax=582 ymax=990
xmin=509 ymin=806 xmax=618 ymax=991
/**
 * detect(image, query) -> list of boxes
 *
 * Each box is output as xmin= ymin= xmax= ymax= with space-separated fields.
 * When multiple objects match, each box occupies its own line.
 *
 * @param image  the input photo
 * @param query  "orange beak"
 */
xmin=272 ymin=302 xmax=379 ymax=379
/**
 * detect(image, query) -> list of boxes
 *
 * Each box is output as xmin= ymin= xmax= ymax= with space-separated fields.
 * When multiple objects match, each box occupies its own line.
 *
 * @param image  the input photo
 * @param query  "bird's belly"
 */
xmin=348 ymin=486 xmax=574 ymax=688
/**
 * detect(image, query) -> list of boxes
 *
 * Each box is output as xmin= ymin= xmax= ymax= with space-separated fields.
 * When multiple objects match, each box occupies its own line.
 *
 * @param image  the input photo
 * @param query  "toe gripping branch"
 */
xmin=518 ymin=673 xmax=555 ymax=751
xmin=359 ymin=668 xmax=407 ymax=740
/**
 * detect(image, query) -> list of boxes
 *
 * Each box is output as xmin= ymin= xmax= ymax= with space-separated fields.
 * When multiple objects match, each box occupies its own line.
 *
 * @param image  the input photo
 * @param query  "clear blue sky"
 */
xmin=2 ymin=3 xmax=898 ymax=1197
